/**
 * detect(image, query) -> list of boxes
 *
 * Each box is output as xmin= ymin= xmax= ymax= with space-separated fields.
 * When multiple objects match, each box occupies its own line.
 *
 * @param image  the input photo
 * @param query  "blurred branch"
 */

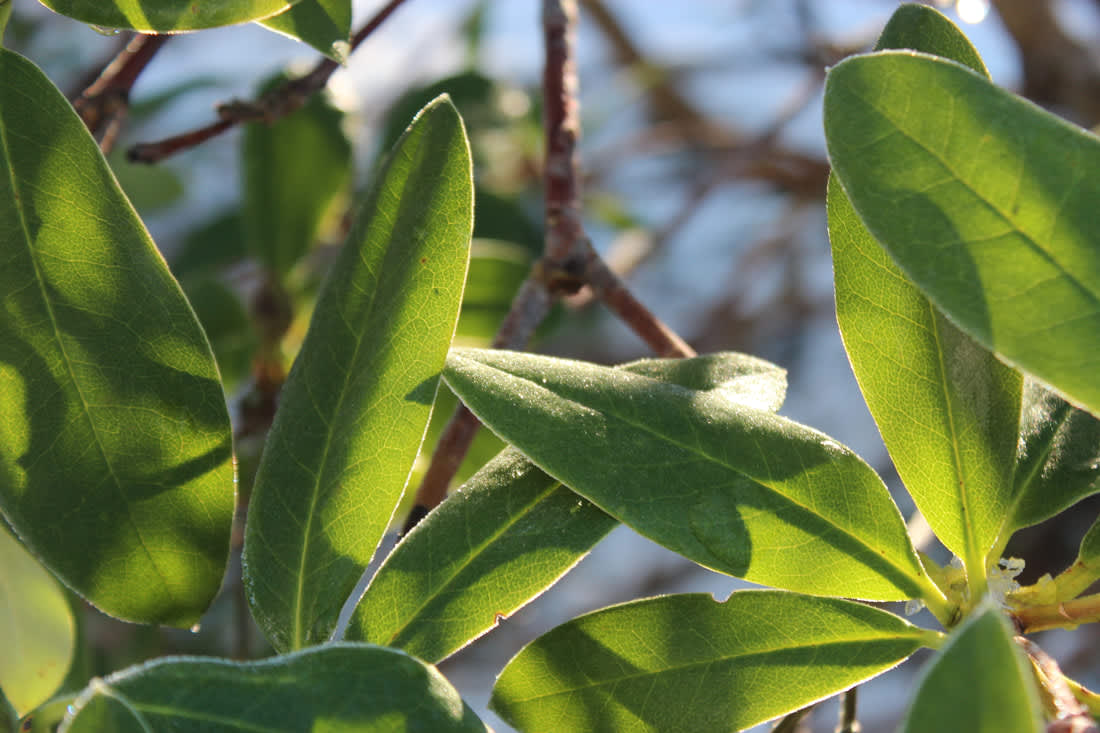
xmin=128 ymin=0 xmax=411 ymax=163
xmin=991 ymin=0 xmax=1100 ymax=125
xmin=72 ymin=33 xmax=168 ymax=153
xmin=1016 ymin=636 xmax=1099 ymax=733
xmin=403 ymin=0 xmax=693 ymax=532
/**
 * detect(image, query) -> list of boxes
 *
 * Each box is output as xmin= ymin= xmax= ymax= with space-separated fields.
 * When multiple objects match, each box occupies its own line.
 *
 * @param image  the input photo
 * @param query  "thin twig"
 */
xmin=836 ymin=687 xmax=861 ymax=733
xmin=128 ymin=0 xmax=411 ymax=163
xmin=1016 ymin=637 xmax=1099 ymax=733
xmin=72 ymin=34 xmax=169 ymax=153
xmin=772 ymin=704 xmax=814 ymax=733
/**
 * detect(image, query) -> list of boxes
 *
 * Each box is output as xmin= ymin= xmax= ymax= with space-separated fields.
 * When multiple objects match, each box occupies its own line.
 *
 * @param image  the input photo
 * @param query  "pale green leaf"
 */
xmin=0 ymin=48 xmax=234 ymax=626
xmin=259 ymin=0 xmax=351 ymax=62
xmin=828 ymin=0 xmax=1022 ymax=575
xmin=0 ymin=529 xmax=75 ymax=717
xmin=346 ymin=447 xmax=617 ymax=663
xmin=242 ymin=96 xmax=473 ymax=652
xmin=491 ymin=591 xmax=934 ymax=733
xmin=825 ymin=50 xmax=1100 ymax=417
xmin=242 ymin=80 xmax=351 ymax=276
xmin=901 ymin=604 xmax=1043 ymax=732
xmin=443 ymin=349 xmax=935 ymax=602
xmin=454 ymin=239 xmax=531 ymax=345
xmin=60 ymin=643 xmax=487 ymax=732
xmin=1004 ymin=379 xmax=1100 ymax=533
xmin=37 ymin=0 xmax=300 ymax=32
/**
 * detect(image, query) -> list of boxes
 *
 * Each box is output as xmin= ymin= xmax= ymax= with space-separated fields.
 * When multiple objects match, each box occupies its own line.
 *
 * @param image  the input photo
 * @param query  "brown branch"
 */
xmin=72 ymin=34 xmax=169 ymax=153
xmin=128 ymin=0 xmax=412 ymax=163
xmin=1016 ymin=637 xmax=1099 ymax=733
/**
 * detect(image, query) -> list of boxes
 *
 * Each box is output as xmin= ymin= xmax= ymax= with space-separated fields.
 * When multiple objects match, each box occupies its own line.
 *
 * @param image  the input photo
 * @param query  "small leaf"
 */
xmin=242 ymin=96 xmax=473 ymax=652
xmin=455 ymin=239 xmax=531 ymax=345
xmin=825 ymin=50 xmax=1100 ymax=417
xmin=0 ymin=48 xmax=234 ymax=626
xmin=37 ymin=0 xmax=301 ymax=32
xmin=0 ymin=529 xmax=75 ymax=717
xmin=491 ymin=591 xmax=933 ymax=733
xmin=60 ymin=643 xmax=487 ymax=732
xmin=901 ymin=604 xmax=1043 ymax=732
xmin=242 ymin=79 xmax=351 ymax=277
xmin=346 ymin=447 xmax=617 ymax=663
xmin=260 ymin=0 xmax=351 ymax=62
xmin=1075 ymin=512 xmax=1100 ymax=569
xmin=828 ymin=0 xmax=1022 ymax=576
xmin=444 ymin=349 xmax=934 ymax=601
xmin=1004 ymin=379 xmax=1100 ymax=532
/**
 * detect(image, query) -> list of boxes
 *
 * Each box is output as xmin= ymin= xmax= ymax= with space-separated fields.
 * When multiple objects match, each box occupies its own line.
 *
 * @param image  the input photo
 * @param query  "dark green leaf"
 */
xmin=260 ymin=0 xmax=351 ymax=61
xmin=0 ymin=528 xmax=74 ymax=716
xmin=37 ymin=0 xmax=301 ymax=31
xmin=346 ymin=447 xmax=617 ymax=663
xmin=61 ymin=644 xmax=487 ymax=732
xmin=1076 ymin=512 xmax=1100 ymax=569
xmin=179 ymin=278 xmax=256 ymax=393
xmin=170 ymin=211 xmax=247 ymax=282
xmin=1004 ymin=379 xmax=1100 ymax=533
xmin=0 ymin=48 xmax=233 ymax=626
xmin=825 ymin=51 xmax=1100 ymax=417
xmin=454 ymin=239 xmax=531 ymax=344
xmin=492 ymin=591 xmax=935 ymax=733
xmin=242 ymin=81 xmax=351 ymax=277
xmin=828 ymin=0 xmax=1022 ymax=579
xmin=901 ymin=604 xmax=1042 ymax=732
xmin=242 ymin=97 xmax=473 ymax=652
xmin=443 ymin=349 xmax=940 ymax=603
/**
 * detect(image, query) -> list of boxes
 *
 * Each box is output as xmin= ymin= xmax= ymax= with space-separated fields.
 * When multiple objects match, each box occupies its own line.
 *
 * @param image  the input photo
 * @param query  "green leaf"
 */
xmin=170 ymin=211 xmax=247 ymax=282
xmin=259 ymin=0 xmax=351 ymax=62
xmin=492 ymin=591 xmax=934 ymax=733
xmin=0 ymin=48 xmax=233 ymax=626
xmin=36 ymin=0 xmax=301 ymax=32
xmin=901 ymin=604 xmax=1043 ymax=732
xmin=825 ymin=50 xmax=1100 ymax=418
xmin=443 ymin=349 xmax=935 ymax=602
xmin=828 ymin=0 xmax=1022 ymax=580
xmin=180 ymin=278 xmax=257 ymax=393
xmin=242 ymin=96 xmax=473 ymax=652
xmin=1004 ymin=379 xmax=1100 ymax=533
xmin=0 ymin=529 xmax=75 ymax=716
xmin=242 ymin=79 xmax=351 ymax=277
xmin=0 ymin=1 xmax=13 ymax=47
xmin=454 ymin=239 xmax=531 ymax=345
xmin=60 ymin=643 xmax=487 ymax=732
xmin=346 ymin=447 xmax=617 ymax=663
xmin=1076 ymin=512 xmax=1100 ymax=569
xmin=107 ymin=148 xmax=184 ymax=214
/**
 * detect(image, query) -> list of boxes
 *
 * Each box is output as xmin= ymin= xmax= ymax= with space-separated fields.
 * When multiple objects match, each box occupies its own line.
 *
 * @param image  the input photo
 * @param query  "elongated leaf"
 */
xmin=243 ymin=80 xmax=351 ymax=277
xmin=901 ymin=604 xmax=1042 ymax=732
xmin=828 ymin=8 xmax=1021 ymax=572
xmin=1004 ymin=379 xmax=1100 ymax=533
xmin=492 ymin=591 xmax=934 ymax=733
xmin=260 ymin=0 xmax=351 ymax=62
xmin=825 ymin=50 xmax=1100 ymax=417
xmin=443 ymin=349 xmax=935 ymax=601
xmin=0 ymin=529 xmax=74 ymax=716
xmin=349 ymin=353 xmax=783 ymax=661
xmin=346 ymin=447 xmax=617 ymax=662
xmin=1076 ymin=513 xmax=1100 ymax=569
xmin=243 ymin=97 xmax=473 ymax=652
xmin=0 ymin=49 xmax=233 ymax=626
xmin=60 ymin=643 xmax=486 ymax=732
xmin=454 ymin=239 xmax=531 ymax=345
xmin=1 ymin=692 xmax=13 ymax=733
xmin=37 ymin=0 xmax=299 ymax=31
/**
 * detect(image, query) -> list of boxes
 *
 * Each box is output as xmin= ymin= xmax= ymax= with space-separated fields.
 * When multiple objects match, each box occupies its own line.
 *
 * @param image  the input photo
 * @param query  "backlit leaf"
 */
xmin=492 ymin=591 xmax=934 ymax=733
xmin=61 ymin=644 xmax=487 ymax=732
xmin=443 ymin=349 xmax=937 ymax=602
xmin=825 ymin=50 xmax=1100 ymax=417
xmin=0 ymin=48 xmax=233 ymax=626
xmin=242 ymin=96 xmax=473 ymax=652
xmin=260 ymin=0 xmax=351 ymax=61
xmin=37 ymin=0 xmax=300 ymax=32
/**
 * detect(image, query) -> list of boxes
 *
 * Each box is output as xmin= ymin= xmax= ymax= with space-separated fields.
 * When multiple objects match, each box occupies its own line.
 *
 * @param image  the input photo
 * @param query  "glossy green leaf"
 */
xmin=242 ymin=96 xmax=473 ymax=652
xmin=901 ymin=604 xmax=1043 ymax=732
xmin=60 ymin=643 xmax=487 ymax=732
xmin=242 ymin=80 xmax=351 ymax=277
xmin=37 ymin=0 xmax=300 ymax=32
xmin=443 ymin=349 xmax=936 ymax=602
xmin=346 ymin=447 xmax=617 ymax=663
xmin=260 ymin=0 xmax=351 ymax=62
xmin=492 ymin=591 xmax=934 ymax=733
xmin=825 ymin=50 xmax=1100 ymax=417
xmin=0 ymin=529 xmax=73 ymax=716
xmin=829 ymin=0 xmax=1021 ymax=577
xmin=0 ymin=49 xmax=233 ymax=626
xmin=1003 ymin=379 xmax=1100 ymax=535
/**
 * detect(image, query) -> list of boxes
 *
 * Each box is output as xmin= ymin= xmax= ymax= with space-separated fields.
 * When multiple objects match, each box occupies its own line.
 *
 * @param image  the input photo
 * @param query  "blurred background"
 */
xmin=7 ymin=0 xmax=1100 ymax=729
